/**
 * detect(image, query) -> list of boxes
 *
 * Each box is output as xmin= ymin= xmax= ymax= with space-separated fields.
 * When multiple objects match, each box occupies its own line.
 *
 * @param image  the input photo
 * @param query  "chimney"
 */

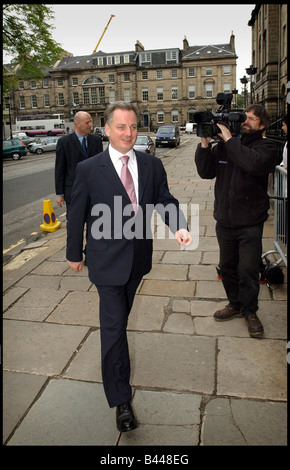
xmin=135 ymin=40 xmax=144 ymax=52
xmin=230 ymin=31 xmax=235 ymax=53
xmin=183 ymin=35 xmax=189 ymax=52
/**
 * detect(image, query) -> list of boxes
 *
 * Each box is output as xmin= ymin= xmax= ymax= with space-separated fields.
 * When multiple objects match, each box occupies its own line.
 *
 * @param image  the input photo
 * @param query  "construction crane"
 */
xmin=93 ymin=14 xmax=115 ymax=54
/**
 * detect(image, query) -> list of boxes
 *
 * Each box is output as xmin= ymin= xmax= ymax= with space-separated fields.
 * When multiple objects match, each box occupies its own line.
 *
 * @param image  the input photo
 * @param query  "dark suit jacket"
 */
xmin=66 ymin=149 xmax=187 ymax=285
xmin=55 ymin=132 xmax=103 ymax=204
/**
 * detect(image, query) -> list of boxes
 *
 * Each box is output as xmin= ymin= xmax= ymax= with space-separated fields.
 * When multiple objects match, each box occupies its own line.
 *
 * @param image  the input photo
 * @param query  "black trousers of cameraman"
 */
xmin=216 ymin=222 xmax=264 ymax=316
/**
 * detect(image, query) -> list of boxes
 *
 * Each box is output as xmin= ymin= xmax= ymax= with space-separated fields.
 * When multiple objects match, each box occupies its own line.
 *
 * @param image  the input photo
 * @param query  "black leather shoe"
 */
xmin=116 ymin=402 xmax=138 ymax=433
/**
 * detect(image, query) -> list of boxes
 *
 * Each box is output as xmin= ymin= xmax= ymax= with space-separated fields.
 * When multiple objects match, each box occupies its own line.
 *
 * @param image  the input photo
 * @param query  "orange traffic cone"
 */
xmin=40 ymin=199 xmax=61 ymax=232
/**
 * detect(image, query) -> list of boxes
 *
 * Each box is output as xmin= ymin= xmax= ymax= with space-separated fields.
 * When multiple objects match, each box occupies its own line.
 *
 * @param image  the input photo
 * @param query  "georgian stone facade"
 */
xmin=248 ymin=4 xmax=288 ymax=116
xmin=5 ymin=35 xmax=237 ymax=131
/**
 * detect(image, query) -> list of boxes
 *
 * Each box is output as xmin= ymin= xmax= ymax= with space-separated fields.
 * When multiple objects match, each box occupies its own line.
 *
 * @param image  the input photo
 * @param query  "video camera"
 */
xmin=193 ymin=93 xmax=246 ymax=138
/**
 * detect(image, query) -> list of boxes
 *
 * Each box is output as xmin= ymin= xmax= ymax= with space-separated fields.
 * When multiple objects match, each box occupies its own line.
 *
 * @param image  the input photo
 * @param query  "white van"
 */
xmin=185 ymin=123 xmax=194 ymax=133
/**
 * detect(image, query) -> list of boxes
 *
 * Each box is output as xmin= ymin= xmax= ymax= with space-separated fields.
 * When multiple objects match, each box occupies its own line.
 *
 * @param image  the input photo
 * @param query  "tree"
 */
xmin=3 ymin=4 xmax=64 ymax=92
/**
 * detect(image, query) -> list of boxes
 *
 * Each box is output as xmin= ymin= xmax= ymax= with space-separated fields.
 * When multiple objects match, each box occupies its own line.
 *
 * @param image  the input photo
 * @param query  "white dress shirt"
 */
xmin=108 ymin=145 xmax=139 ymax=204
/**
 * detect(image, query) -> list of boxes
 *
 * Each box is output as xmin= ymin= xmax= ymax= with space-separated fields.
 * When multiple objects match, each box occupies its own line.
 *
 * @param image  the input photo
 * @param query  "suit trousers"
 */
xmin=216 ymin=221 xmax=264 ymax=316
xmin=96 ymin=276 xmax=142 ymax=408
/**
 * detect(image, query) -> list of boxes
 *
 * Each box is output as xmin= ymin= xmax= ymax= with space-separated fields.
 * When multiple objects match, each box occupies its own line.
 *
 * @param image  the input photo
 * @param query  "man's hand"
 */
xmin=67 ymin=260 xmax=83 ymax=272
xmin=216 ymin=123 xmax=232 ymax=142
xmin=201 ymin=137 xmax=212 ymax=148
xmin=56 ymin=196 xmax=65 ymax=207
xmin=175 ymin=228 xmax=192 ymax=247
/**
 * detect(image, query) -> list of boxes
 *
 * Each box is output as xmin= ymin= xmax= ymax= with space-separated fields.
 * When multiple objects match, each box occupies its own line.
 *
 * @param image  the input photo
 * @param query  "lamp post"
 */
xmin=245 ymin=65 xmax=258 ymax=104
xmin=231 ymin=88 xmax=238 ymax=108
xmin=4 ymin=96 xmax=13 ymax=139
xmin=240 ymin=76 xmax=248 ymax=108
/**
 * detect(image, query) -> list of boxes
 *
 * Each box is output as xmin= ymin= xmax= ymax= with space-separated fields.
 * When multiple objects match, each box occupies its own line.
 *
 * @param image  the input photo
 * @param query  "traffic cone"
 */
xmin=40 ymin=199 xmax=61 ymax=232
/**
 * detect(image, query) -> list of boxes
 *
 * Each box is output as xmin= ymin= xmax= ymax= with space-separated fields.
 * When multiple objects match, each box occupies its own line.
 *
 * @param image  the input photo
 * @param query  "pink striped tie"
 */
xmin=120 ymin=156 xmax=138 ymax=215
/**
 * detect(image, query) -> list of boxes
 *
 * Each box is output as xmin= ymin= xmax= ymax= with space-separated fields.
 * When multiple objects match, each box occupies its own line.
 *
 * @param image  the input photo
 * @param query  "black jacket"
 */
xmin=195 ymin=130 xmax=277 ymax=227
xmin=55 ymin=132 xmax=103 ymax=204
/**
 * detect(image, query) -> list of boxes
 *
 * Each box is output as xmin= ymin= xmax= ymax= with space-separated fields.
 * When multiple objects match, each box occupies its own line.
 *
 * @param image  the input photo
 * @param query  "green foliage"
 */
xmin=3 ymin=4 xmax=64 ymax=92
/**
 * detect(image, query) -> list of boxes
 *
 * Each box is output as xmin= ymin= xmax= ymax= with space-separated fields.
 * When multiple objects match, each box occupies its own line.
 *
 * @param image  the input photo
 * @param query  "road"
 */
xmin=3 ymin=135 xmax=191 ymax=262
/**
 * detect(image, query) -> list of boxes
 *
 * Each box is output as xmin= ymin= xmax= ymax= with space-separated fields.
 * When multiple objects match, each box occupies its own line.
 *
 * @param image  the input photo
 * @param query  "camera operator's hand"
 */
xmin=216 ymin=123 xmax=232 ymax=142
xmin=201 ymin=137 xmax=212 ymax=148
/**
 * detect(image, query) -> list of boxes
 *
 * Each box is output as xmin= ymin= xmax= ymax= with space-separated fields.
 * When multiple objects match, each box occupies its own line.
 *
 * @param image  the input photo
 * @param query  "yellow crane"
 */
xmin=93 ymin=14 xmax=115 ymax=54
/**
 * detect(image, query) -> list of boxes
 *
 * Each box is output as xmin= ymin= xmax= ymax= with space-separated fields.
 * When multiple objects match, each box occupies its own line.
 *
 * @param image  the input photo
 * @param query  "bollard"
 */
xmin=40 ymin=199 xmax=61 ymax=232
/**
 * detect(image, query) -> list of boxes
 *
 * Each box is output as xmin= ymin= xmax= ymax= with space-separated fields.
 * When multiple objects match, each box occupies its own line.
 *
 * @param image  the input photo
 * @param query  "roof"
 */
xmin=182 ymin=43 xmax=236 ymax=60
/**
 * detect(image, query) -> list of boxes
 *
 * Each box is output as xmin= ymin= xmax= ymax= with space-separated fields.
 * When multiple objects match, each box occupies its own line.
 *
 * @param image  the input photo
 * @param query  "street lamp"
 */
xmin=231 ymin=88 xmax=238 ymax=108
xmin=4 ymin=96 xmax=13 ymax=139
xmin=240 ymin=76 xmax=248 ymax=108
xmin=246 ymin=65 xmax=258 ymax=104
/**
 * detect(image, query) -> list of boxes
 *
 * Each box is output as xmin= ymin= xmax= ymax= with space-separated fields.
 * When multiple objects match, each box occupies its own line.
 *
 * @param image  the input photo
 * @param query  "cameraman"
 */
xmin=195 ymin=104 xmax=277 ymax=337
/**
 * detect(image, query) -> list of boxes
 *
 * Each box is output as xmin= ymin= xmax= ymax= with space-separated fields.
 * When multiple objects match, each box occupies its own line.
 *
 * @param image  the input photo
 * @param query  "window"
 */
xmin=206 ymin=67 xmax=212 ymax=76
xmin=157 ymin=87 xmax=163 ymax=101
xmin=124 ymin=55 xmax=129 ymax=64
xmin=19 ymin=81 xmax=24 ymax=90
xmin=188 ymin=85 xmax=195 ymax=99
xmin=72 ymin=77 xmax=78 ymax=86
xmin=58 ymin=93 xmax=65 ymax=106
xmin=30 ymin=80 xmax=36 ymax=89
xmin=142 ymin=71 xmax=148 ymax=80
xmin=171 ymin=87 xmax=178 ymax=100
xmin=91 ymin=87 xmax=97 ymax=104
xmin=43 ymin=78 xmax=50 ymax=88
xmin=171 ymin=69 xmax=177 ymax=79
xmin=188 ymin=68 xmax=195 ymax=77
xmin=223 ymin=83 xmax=231 ymax=93
xmin=124 ymin=72 xmax=130 ymax=82
xmin=109 ymin=74 xmax=115 ymax=83
xmin=204 ymin=83 xmax=214 ymax=98
xmin=19 ymin=96 xmax=25 ymax=109
xmin=72 ymin=92 xmax=79 ymax=105
xmin=109 ymin=89 xmax=115 ymax=103
xmin=156 ymin=70 xmax=163 ymax=80
xmin=115 ymin=55 xmax=120 ymax=65
xmin=166 ymin=51 xmax=177 ymax=62
xmin=223 ymin=66 xmax=230 ymax=75
xmin=107 ymin=56 xmax=113 ymax=65
xmin=57 ymin=78 xmax=64 ymax=87
xmin=157 ymin=111 xmax=164 ymax=123
xmin=44 ymin=94 xmax=50 ymax=107
xmin=124 ymin=89 xmax=131 ymax=102
xmin=142 ymin=88 xmax=148 ymax=101
xmin=31 ymin=95 xmax=37 ymax=107
xmin=98 ymin=57 xmax=103 ymax=66
xmin=141 ymin=53 xmax=151 ymax=63
xmin=171 ymin=110 xmax=178 ymax=123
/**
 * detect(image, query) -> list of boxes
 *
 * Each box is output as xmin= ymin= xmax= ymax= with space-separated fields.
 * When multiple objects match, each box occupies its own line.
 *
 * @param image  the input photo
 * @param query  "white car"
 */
xmin=28 ymin=137 xmax=58 ymax=154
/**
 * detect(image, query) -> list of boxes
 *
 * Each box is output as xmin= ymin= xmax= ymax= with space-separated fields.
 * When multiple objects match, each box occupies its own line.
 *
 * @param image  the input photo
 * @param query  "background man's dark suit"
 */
xmin=66 ymin=148 xmax=188 ymax=407
xmin=55 ymin=132 xmax=103 ymax=212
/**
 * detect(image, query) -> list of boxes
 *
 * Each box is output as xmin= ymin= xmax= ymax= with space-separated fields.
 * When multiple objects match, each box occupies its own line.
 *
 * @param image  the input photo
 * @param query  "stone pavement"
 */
xmin=3 ymin=135 xmax=287 ymax=448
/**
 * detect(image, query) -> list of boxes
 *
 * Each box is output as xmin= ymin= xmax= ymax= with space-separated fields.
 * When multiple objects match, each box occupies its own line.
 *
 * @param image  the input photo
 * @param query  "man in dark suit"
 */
xmin=66 ymin=102 xmax=192 ymax=433
xmin=55 ymin=111 xmax=103 ymax=217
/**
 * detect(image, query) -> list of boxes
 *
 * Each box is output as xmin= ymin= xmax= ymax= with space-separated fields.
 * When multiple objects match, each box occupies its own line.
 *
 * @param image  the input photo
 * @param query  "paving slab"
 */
xmin=3 ymin=371 xmax=48 ymax=443
xmin=217 ymin=337 xmax=287 ymax=401
xmin=3 ymin=319 xmax=89 ymax=375
xmin=202 ymin=397 xmax=287 ymax=446
xmin=7 ymin=379 xmax=118 ymax=446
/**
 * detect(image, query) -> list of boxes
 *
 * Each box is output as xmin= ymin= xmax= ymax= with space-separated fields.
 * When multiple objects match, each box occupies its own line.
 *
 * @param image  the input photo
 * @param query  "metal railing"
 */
xmin=273 ymin=165 xmax=287 ymax=266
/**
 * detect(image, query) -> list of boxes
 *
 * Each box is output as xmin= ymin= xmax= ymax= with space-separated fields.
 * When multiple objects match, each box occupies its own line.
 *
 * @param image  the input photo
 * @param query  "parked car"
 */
xmin=94 ymin=126 xmax=109 ymax=141
xmin=155 ymin=125 xmax=180 ymax=147
xmin=28 ymin=137 xmax=58 ymax=154
xmin=3 ymin=139 xmax=27 ymax=160
xmin=133 ymin=135 xmax=156 ymax=155
xmin=5 ymin=132 xmax=35 ymax=147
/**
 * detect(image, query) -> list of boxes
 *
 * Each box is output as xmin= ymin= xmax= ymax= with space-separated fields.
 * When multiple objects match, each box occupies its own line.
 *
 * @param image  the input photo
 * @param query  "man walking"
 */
xmin=55 ymin=111 xmax=103 ymax=218
xmin=66 ymin=101 xmax=191 ymax=432
xmin=195 ymin=104 xmax=277 ymax=337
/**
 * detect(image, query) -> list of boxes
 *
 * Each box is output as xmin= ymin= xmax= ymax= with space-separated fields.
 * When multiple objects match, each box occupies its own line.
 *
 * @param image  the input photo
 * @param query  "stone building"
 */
xmin=4 ymin=35 xmax=237 ymax=131
xmin=248 ymin=4 xmax=288 ymax=117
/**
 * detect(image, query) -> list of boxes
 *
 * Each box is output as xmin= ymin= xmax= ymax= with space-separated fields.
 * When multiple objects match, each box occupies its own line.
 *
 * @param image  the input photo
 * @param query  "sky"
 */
xmin=49 ymin=3 xmax=255 ymax=93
